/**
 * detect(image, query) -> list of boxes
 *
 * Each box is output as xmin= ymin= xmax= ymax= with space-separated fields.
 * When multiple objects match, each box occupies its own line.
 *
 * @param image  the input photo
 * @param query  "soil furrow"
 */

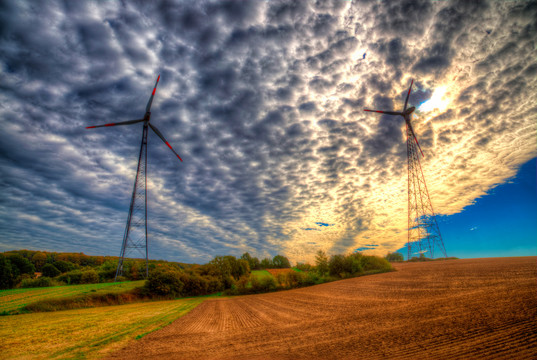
xmin=109 ymin=257 xmax=537 ymax=359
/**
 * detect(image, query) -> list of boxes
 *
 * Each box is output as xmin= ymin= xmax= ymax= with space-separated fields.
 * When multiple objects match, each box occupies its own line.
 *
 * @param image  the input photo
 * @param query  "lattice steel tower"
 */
xmin=364 ymin=79 xmax=447 ymax=260
xmin=85 ymin=75 xmax=183 ymax=280
xmin=116 ymin=123 xmax=149 ymax=280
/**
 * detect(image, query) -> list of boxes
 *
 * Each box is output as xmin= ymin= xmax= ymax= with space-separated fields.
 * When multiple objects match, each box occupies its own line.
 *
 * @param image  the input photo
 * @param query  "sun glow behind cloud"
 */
xmin=419 ymin=86 xmax=449 ymax=113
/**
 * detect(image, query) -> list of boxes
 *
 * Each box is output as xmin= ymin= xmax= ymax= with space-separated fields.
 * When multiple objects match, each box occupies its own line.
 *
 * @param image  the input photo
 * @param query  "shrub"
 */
xmin=286 ymin=271 xmax=305 ymax=288
xmin=21 ymin=276 xmax=63 ymax=288
xmin=328 ymin=254 xmax=347 ymax=277
xmin=345 ymin=253 xmax=363 ymax=275
xmin=252 ymin=276 xmax=277 ymax=293
xmin=41 ymin=264 xmax=61 ymax=278
xmin=385 ymin=252 xmax=404 ymax=262
xmin=276 ymin=273 xmax=287 ymax=288
xmin=295 ymin=262 xmax=313 ymax=272
xmin=145 ymin=269 xmax=184 ymax=297
xmin=80 ymin=269 xmax=99 ymax=284
xmin=360 ymin=256 xmax=392 ymax=272
xmin=180 ymin=273 xmax=209 ymax=296
xmin=58 ymin=270 xmax=83 ymax=285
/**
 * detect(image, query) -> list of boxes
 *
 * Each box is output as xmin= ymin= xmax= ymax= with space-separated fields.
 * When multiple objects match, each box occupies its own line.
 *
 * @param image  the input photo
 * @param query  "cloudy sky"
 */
xmin=1 ymin=0 xmax=536 ymax=264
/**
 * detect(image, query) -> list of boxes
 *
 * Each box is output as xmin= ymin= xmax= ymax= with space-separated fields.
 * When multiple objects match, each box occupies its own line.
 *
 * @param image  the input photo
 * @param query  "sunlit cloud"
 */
xmin=0 ymin=0 xmax=535 ymax=264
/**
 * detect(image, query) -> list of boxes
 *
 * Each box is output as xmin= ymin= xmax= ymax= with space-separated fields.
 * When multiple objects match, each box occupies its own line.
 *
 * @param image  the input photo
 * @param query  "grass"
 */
xmin=0 ymin=281 xmax=145 ymax=314
xmin=0 ymin=297 xmax=204 ymax=359
xmin=251 ymin=270 xmax=273 ymax=280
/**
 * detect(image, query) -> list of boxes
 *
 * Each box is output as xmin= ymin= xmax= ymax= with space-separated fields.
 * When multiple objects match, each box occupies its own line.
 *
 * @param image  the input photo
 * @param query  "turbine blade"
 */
xmin=145 ymin=74 xmax=160 ymax=113
xmin=408 ymin=123 xmax=425 ymax=158
xmin=86 ymin=119 xmax=144 ymax=129
xmin=364 ymin=109 xmax=403 ymax=116
xmin=404 ymin=79 xmax=414 ymax=111
xmin=149 ymin=123 xmax=183 ymax=162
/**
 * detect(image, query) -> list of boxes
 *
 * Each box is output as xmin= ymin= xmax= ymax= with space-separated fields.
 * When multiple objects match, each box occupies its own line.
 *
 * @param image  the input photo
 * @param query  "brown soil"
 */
xmin=266 ymin=268 xmax=295 ymax=276
xmin=109 ymin=257 xmax=537 ymax=359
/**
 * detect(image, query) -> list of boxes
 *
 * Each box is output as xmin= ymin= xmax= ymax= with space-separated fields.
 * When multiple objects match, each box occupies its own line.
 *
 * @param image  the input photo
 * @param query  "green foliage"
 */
xmin=7 ymin=254 xmax=35 ymax=277
xmin=21 ymin=277 xmax=64 ymax=288
xmin=0 ymin=254 xmax=15 ymax=290
xmin=259 ymin=257 xmax=273 ymax=269
xmin=53 ymin=260 xmax=76 ymax=273
xmin=360 ymin=255 xmax=392 ymax=272
xmin=240 ymin=252 xmax=261 ymax=270
xmin=328 ymin=254 xmax=347 ymax=277
xmin=272 ymin=254 xmax=291 ymax=268
xmin=41 ymin=264 xmax=61 ymax=278
xmin=31 ymin=252 xmax=47 ymax=271
xmin=145 ymin=269 xmax=184 ymax=297
xmin=58 ymin=270 xmax=84 ymax=285
xmin=80 ymin=269 xmax=99 ymax=284
xmin=295 ymin=262 xmax=313 ymax=272
xmin=315 ymin=250 xmax=329 ymax=276
xmin=385 ymin=252 xmax=404 ymax=262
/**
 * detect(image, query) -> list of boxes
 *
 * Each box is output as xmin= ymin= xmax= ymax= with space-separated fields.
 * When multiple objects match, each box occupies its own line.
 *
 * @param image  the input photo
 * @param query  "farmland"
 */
xmin=0 ymin=297 xmax=203 ymax=359
xmin=0 ymin=280 xmax=144 ymax=314
xmin=109 ymin=257 xmax=537 ymax=359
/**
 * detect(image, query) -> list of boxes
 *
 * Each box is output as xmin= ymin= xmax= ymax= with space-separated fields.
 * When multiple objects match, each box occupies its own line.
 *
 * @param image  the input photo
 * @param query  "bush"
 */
xmin=145 ymin=269 xmax=184 ymax=297
xmin=360 ymin=256 xmax=392 ymax=272
xmin=80 ymin=269 xmax=99 ymax=284
xmin=252 ymin=276 xmax=277 ymax=293
xmin=21 ymin=276 xmax=63 ymax=288
xmin=179 ymin=273 xmax=209 ymax=296
xmin=328 ymin=255 xmax=347 ymax=277
xmin=58 ymin=270 xmax=83 ymax=285
xmin=385 ymin=252 xmax=404 ymax=262
xmin=41 ymin=264 xmax=61 ymax=278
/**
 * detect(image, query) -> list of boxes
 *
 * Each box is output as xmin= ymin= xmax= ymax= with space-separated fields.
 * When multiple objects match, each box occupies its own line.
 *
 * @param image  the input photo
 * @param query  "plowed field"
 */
xmin=109 ymin=257 xmax=537 ymax=359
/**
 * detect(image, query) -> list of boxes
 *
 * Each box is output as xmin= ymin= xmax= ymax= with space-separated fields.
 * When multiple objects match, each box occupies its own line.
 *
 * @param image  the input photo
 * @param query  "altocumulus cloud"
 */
xmin=0 ymin=0 xmax=535 ymax=263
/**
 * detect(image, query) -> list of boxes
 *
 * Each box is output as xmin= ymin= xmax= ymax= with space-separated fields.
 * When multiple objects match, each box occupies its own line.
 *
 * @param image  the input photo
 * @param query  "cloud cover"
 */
xmin=0 ymin=0 xmax=535 ymax=263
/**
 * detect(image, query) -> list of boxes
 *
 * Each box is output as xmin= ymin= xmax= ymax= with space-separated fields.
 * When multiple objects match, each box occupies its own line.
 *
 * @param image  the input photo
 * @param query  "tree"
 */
xmin=241 ymin=252 xmax=260 ymax=270
xmin=260 ymin=258 xmax=273 ymax=269
xmin=0 ymin=254 xmax=14 ymax=290
xmin=328 ymin=254 xmax=346 ymax=277
xmin=385 ymin=252 xmax=404 ymax=262
xmin=7 ymin=254 xmax=35 ymax=277
xmin=315 ymin=250 xmax=329 ymax=276
xmin=53 ymin=260 xmax=75 ymax=273
xmin=272 ymin=255 xmax=291 ymax=269
xmin=80 ymin=269 xmax=99 ymax=284
xmin=32 ymin=252 xmax=47 ymax=271
xmin=41 ymin=264 xmax=61 ymax=278
xmin=145 ymin=269 xmax=184 ymax=297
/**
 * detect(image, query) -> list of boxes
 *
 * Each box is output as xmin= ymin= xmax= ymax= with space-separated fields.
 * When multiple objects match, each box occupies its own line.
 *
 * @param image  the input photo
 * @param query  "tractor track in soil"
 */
xmin=108 ymin=257 xmax=537 ymax=359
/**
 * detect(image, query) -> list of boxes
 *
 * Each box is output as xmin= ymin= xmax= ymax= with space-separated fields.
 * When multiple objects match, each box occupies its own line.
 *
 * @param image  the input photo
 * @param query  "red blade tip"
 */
xmin=86 ymin=126 xmax=96 ymax=129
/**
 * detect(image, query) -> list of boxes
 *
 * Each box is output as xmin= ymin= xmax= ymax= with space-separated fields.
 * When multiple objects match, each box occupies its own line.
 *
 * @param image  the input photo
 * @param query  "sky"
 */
xmin=0 ymin=0 xmax=536 ymax=264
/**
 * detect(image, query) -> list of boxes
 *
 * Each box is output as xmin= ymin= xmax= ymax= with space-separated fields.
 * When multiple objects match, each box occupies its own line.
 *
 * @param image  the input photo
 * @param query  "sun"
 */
xmin=419 ymin=86 xmax=449 ymax=113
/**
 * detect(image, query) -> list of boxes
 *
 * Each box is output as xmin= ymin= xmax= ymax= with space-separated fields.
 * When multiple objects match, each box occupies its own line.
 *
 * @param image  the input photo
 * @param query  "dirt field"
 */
xmin=109 ymin=257 xmax=537 ymax=359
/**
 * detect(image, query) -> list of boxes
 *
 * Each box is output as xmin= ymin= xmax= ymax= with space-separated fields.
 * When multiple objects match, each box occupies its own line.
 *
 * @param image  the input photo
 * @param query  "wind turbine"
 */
xmin=86 ymin=75 xmax=182 ymax=280
xmin=364 ymin=79 xmax=447 ymax=260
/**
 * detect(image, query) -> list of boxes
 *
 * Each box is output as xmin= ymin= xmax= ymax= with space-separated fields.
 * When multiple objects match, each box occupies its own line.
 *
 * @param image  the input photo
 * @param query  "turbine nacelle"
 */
xmin=404 ymin=106 xmax=415 ymax=116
